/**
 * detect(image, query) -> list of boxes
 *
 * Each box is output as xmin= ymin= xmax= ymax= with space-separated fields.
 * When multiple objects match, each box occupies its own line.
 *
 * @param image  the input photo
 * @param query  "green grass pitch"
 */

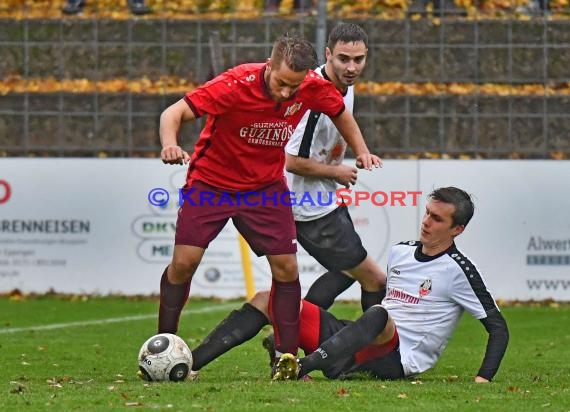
xmin=1 ymin=296 xmax=569 ymax=411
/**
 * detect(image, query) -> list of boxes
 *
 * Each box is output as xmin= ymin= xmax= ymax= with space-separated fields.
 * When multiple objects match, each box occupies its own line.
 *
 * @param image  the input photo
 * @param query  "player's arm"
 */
xmin=285 ymin=153 xmax=358 ymax=187
xmin=159 ymin=98 xmax=195 ymax=165
xmin=475 ymin=311 xmax=509 ymax=383
xmin=329 ymin=110 xmax=382 ymax=171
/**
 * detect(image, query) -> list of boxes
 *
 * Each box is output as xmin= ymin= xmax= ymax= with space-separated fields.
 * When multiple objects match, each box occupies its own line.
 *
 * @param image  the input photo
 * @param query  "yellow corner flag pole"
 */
xmin=238 ymin=234 xmax=255 ymax=300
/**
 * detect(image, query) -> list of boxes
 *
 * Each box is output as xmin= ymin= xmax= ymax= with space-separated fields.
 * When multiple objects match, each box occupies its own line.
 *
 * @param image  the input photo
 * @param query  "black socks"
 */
xmin=192 ymin=303 xmax=269 ymax=371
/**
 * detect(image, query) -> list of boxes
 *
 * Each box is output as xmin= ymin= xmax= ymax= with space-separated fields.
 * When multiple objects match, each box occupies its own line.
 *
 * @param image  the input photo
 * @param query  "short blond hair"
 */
xmin=270 ymin=34 xmax=317 ymax=72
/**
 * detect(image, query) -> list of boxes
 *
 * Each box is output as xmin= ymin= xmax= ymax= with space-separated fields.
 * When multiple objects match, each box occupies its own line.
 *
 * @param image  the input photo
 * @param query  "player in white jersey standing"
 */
xmin=285 ymin=23 xmax=386 ymax=312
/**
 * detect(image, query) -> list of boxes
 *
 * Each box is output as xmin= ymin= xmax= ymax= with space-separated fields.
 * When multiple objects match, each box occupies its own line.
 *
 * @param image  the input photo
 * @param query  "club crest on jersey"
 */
xmin=284 ymin=102 xmax=303 ymax=117
xmin=419 ymin=278 xmax=432 ymax=297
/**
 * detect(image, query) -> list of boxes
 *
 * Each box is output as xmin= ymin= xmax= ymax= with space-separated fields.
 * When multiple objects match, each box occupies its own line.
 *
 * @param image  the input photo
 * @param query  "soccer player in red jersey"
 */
xmin=157 ymin=34 xmax=381 ymax=379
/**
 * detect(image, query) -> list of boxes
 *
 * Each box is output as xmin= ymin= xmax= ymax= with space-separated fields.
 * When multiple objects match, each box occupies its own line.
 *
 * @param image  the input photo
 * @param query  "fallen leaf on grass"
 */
xmin=397 ymin=393 xmax=408 ymax=399
xmin=336 ymin=387 xmax=349 ymax=397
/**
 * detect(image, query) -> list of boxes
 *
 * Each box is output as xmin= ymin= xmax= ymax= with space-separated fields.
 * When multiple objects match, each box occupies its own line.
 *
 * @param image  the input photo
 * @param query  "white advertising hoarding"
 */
xmin=1 ymin=159 xmax=568 ymax=301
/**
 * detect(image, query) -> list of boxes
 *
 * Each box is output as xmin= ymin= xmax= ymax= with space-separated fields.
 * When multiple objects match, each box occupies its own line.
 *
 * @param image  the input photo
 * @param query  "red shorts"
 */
xmin=175 ymin=179 xmax=297 ymax=256
xmin=299 ymin=299 xmax=399 ymax=364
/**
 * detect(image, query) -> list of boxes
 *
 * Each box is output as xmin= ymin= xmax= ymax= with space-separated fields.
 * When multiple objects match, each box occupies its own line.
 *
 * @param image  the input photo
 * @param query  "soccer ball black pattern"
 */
xmin=138 ymin=333 xmax=193 ymax=382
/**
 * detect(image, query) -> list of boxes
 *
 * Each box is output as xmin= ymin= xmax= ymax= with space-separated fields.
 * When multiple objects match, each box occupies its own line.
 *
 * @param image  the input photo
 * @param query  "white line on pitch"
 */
xmin=0 ymin=303 xmax=238 ymax=335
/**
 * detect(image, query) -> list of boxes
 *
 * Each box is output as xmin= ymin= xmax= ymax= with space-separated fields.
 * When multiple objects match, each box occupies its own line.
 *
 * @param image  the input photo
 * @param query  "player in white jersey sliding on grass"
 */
xmin=186 ymin=187 xmax=509 ymax=382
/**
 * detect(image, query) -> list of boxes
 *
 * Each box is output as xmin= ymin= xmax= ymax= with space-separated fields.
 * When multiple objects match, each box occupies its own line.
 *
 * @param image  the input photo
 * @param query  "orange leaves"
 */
xmin=0 ymin=0 xmax=562 ymax=18
xmin=336 ymin=387 xmax=350 ymax=397
xmin=3 ymin=76 xmax=568 ymax=97
xmin=0 ymin=0 xmax=263 ymax=19
xmin=0 ymin=75 xmax=196 ymax=95
xmin=355 ymin=81 xmax=568 ymax=96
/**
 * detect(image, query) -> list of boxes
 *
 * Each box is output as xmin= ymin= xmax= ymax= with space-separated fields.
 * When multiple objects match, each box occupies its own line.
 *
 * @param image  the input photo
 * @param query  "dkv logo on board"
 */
xmin=131 ymin=216 xmax=177 ymax=263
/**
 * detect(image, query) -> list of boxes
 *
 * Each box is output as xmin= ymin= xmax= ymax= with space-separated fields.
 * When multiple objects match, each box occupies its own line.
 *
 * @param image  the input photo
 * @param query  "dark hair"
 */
xmin=327 ymin=23 xmax=368 ymax=51
xmin=428 ymin=187 xmax=475 ymax=227
xmin=271 ymin=34 xmax=317 ymax=72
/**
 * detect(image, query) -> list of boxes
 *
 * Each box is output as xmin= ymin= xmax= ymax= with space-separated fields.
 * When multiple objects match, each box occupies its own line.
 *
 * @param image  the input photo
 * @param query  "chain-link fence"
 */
xmin=1 ymin=14 xmax=569 ymax=157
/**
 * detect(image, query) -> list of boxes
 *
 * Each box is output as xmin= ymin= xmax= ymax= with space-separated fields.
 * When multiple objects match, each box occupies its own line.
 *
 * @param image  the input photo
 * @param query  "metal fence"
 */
xmin=0 ymin=15 xmax=569 ymax=157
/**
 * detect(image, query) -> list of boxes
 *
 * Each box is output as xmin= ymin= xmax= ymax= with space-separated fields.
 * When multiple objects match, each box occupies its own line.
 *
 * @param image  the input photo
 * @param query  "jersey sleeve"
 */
xmin=184 ymin=72 xmax=238 ymax=117
xmin=449 ymin=260 xmax=499 ymax=320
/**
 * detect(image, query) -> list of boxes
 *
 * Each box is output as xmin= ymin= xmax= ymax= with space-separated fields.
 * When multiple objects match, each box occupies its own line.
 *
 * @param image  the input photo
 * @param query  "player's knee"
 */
xmin=268 ymin=255 xmax=298 ymax=282
xmin=249 ymin=290 xmax=270 ymax=315
xmin=348 ymin=260 xmax=386 ymax=291
xmin=169 ymin=259 xmax=198 ymax=282
xmin=362 ymin=305 xmax=389 ymax=333
xmin=367 ymin=304 xmax=387 ymax=316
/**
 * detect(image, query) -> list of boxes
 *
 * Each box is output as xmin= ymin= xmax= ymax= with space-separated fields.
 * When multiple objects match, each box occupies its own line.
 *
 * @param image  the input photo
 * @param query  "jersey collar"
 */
xmin=414 ymin=242 xmax=457 ymax=262
xmin=321 ymin=66 xmax=348 ymax=97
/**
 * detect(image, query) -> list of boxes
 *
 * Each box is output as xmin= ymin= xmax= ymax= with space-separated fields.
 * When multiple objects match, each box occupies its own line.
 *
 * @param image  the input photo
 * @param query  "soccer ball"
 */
xmin=138 ymin=333 xmax=193 ymax=382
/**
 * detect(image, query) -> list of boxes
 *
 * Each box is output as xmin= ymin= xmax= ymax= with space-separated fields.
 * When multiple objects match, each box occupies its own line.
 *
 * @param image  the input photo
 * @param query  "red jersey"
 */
xmin=183 ymin=63 xmax=345 ymax=191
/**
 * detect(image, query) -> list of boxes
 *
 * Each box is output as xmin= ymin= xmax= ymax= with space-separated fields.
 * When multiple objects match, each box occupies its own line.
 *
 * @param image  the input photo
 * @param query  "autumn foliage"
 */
xmin=1 ymin=1 xmax=569 ymax=158
xmin=2 ymin=75 xmax=570 ymax=96
xmin=0 ymin=0 xmax=568 ymax=19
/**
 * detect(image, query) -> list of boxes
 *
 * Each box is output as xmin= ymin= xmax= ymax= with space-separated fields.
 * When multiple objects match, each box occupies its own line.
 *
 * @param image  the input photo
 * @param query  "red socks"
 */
xmin=268 ymin=278 xmax=301 ymax=355
xmin=157 ymin=267 xmax=190 ymax=334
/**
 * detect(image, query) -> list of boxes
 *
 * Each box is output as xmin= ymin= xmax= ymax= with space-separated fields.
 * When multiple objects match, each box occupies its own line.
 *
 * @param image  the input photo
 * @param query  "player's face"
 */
xmin=325 ymin=41 xmax=367 ymax=90
xmin=420 ymin=200 xmax=464 ymax=252
xmin=265 ymin=60 xmax=307 ymax=103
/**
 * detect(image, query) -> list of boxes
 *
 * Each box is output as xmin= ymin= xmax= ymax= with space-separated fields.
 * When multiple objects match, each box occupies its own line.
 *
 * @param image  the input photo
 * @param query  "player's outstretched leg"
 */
xmin=191 ymin=303 xmax=269 ymax=371
xmin=298 ymin=305 xmax=389 ymax=377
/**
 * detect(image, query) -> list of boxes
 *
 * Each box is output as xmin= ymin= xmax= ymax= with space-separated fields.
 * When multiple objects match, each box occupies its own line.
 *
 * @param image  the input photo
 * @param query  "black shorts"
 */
xmin=299 ymin=301 xmax=405 ymax=380
xmin=295 ymin=205 xmax=368 ymax=271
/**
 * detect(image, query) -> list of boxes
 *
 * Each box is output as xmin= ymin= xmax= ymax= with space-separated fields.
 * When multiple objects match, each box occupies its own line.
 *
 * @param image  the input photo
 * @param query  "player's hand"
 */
xmin=355 ymin=153 xmax=382 ymax=170
xmin=474 ymin=376 xmax=490 ymax=383
xmin=161 ymin=145 xmax=190 ymax=165
xmin=334 ymin=164 xmax=358 ymax=188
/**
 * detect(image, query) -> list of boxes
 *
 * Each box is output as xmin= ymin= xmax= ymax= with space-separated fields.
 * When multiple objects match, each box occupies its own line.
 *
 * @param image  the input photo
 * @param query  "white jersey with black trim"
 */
xmin=285 ymin=64 xmax=354 ymax=221
xmin=384 ymin=241 xmax=501 ymax=377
